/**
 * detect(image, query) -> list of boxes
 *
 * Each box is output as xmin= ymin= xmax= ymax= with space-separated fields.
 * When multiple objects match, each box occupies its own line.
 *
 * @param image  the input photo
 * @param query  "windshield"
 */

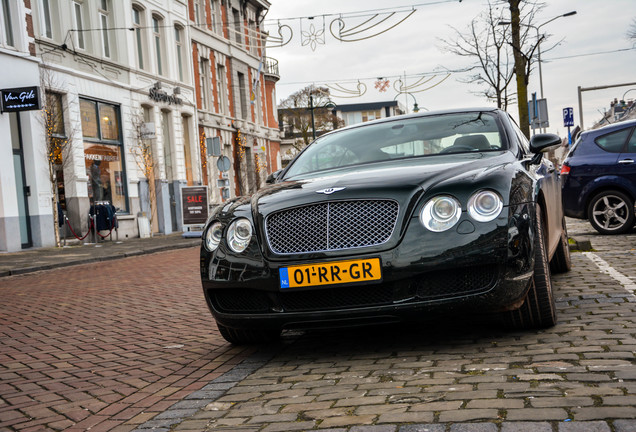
xmin=284 ymin=112 xmax=505 ymax=179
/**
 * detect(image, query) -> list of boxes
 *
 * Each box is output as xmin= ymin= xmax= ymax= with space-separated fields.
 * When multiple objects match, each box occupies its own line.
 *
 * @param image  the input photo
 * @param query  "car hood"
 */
xmin=251 ymin=151 xmax=517 ymax=217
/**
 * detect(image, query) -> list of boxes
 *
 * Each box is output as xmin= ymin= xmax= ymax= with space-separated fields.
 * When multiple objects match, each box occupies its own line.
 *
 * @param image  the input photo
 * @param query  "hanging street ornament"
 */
xmin=300 ymin=17 xmax=325 ymax=51
xmin=375 ymin=78 xmax=390 ymax=92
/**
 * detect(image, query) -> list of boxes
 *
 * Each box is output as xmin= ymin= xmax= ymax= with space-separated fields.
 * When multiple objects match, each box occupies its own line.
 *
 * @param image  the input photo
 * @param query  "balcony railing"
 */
xmin=264 ymin=57 xmax=280 ymax=80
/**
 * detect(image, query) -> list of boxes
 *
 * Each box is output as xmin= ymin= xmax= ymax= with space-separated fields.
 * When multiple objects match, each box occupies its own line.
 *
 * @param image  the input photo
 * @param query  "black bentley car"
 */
xmin=201 ymin=108 xmax=571 ymax=344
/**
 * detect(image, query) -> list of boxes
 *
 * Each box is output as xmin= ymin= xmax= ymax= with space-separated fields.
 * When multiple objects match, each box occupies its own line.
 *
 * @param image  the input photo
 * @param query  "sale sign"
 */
xmin=182 ymin=186 xmax=208 ymax=226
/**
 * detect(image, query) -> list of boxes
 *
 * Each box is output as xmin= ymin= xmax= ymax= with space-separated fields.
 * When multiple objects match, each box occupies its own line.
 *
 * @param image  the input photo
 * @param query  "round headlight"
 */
xmin=227 ymin=218 xmax=253 ymax=253
xmin=204 ymin=221 xmax=223 ymax=251
xmin=420 ymin=195 xmax=462 ymax=232
xmin=468 ymin=190 xmax=503 ymax=222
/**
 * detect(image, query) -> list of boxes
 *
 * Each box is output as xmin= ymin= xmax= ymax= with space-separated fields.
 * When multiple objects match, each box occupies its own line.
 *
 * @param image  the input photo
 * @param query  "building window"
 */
xmin=199 ymin=57 xmax=211 ymax=110
xmin=174 ymin=25 xmax=184 ymax=82
xmin=362 ymin=110 xmax=382 ymax=122
xmin=194 ymin=0 xmax=205 ymax=28
xmin=152 ymin=15 xmax=164 ymax=75
xmin=1 ymin=0 xmax=14 ymax=47
xmin=39 ymin=0 xmax=53 ymax=39
xmin=237 ymin=72 xmax=247 ymax=119
xmin=216 ymin=64 xmax=227 ymax=114
xmin=80 ymin=98 xmax=128 ymax=212
xmin=210 ymin=0 xmax=219 ymax=34
xmin=181 ymin=115 xmax=194 ymax=186
xmin=132 ymin=6 xmax=144 ymax=69
xmin=232 ymin=8 xmax=242 ymax=45
xmin=248 ymin=19 xmax=257 ymax=54
xmin=99 ymin=0 xmax=110 ymax=57
xmin=73 ymin=1 xmax=85 ymax=49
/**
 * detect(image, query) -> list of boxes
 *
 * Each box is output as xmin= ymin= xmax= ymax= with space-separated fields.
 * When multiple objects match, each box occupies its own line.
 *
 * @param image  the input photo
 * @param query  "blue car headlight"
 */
xmin=420 ymin=195 xmax=462 ymax=232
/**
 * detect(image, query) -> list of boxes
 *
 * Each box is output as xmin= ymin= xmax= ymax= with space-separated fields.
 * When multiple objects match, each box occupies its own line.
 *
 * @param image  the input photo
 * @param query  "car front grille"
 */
xmin=209 ymin=265 xmax=498 ymax=314
xmin=265 ymin=200 xmax=399 ymax=254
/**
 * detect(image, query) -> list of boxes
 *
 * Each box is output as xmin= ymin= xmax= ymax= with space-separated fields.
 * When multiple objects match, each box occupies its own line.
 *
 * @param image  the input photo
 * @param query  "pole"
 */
xmin=310 ymin=94 xmax=316 ymax=140
xmin=577 ymin=86 xmax=584 ymax=130
xmin=578 ymin=81 xmax=636 ymax=131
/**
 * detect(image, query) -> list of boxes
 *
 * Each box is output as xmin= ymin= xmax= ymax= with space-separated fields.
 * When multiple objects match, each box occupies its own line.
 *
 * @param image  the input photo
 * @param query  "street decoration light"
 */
xmin=308 ymin=93 xmax=337 ymax=140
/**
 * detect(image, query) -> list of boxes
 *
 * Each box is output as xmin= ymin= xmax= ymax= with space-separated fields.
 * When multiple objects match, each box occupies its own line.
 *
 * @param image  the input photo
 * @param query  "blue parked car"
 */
xmin=561 ymin=119 xmax=636 ymax=234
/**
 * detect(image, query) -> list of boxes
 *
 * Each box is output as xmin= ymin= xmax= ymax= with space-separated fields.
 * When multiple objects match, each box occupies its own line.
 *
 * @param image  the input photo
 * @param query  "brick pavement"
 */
xmin=0 ymin=247 xmax=259 ymax=432
xmin=2 ymin=219 xmax=636 ymax=431
xmin=133 ymin=219 xmax=636 ymax=432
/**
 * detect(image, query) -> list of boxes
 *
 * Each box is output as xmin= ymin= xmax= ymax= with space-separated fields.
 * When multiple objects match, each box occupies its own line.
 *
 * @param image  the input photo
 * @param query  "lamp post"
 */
xmin=623 ymin=89 xmax=636 ymax=102
xmin=394 ymin=92 xmax=426 ymax=114
xmin=308 ymin=93 xmax=336 ymax=140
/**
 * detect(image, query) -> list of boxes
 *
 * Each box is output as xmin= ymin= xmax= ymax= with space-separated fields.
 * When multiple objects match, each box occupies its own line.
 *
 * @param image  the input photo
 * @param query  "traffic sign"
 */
xmin=217 ymin=156 xmax=231 ymax=172
xmin=563 ymin=107 xmax=574 ymax=127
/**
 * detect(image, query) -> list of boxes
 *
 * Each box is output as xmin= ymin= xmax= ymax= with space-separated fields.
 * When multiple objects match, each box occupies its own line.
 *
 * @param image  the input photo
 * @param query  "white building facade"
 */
xmin=0 ymin=0 xmax=280 ymax=252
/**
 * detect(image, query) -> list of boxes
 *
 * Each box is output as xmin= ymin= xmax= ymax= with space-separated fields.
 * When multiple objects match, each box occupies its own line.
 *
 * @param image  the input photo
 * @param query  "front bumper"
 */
xmin=200 ymin=203 xmax=535 ymax=331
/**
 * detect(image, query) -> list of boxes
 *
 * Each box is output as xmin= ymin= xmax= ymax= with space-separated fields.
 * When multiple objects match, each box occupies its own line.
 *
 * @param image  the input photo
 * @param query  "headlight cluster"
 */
xmin=203 ymin=218 xmax=253 ymax=253
xmin=420 ymin=190 xmax=503 ymax=232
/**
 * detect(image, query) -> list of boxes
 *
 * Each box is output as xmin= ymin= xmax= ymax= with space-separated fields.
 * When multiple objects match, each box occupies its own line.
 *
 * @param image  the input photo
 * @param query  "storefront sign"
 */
xmin=85 ymin=153 xmax=119 ymax=162
xmin=1 ymin=86 xmax=40 ymax=112
xmin=182 ymin=186 xmax=208 ymax=225
xmin=149 ymin=87 xmax=183 ymax=105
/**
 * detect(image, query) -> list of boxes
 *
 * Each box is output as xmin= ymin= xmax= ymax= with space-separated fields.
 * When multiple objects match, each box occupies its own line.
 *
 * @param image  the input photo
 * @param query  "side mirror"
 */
xmin=529 ymin=133 xmax=561 ymax=154
xmin=266 ymin=169 xmax=283 ymax=184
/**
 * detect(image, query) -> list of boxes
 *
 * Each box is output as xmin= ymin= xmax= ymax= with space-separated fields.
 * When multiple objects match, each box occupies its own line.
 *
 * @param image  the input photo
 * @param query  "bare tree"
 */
xmin=440 ymin=0 xmax=548 ymax=138
xmin=629 ymin=17 xmax=636 ymax=45
xmin=507 ymin=0 xmax=546 ymax=138
xmin=129 ymin=111 xmax=158 ymax=236
xmin=40 ymin=70 xmax=76 ymax=247
xmin=278 ymin=86 xmax=342 ymax=151
xmin=440 ymin=1 xmax=515 ymax=110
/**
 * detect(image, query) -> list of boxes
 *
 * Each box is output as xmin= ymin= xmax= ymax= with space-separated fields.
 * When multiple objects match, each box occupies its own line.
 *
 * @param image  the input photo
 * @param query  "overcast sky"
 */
xmin=265 ymin=0 xmax=636 ymax=136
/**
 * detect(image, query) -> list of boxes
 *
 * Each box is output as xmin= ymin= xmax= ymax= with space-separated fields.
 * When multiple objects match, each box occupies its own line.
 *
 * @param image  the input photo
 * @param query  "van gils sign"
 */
xmin=1 ymin=86 xmax=41 ymax=113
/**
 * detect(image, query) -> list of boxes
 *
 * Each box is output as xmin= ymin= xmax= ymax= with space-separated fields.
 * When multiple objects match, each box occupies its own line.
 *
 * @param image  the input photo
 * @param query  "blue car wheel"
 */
xmin=587 ymin=190 xmax=635 ymax=235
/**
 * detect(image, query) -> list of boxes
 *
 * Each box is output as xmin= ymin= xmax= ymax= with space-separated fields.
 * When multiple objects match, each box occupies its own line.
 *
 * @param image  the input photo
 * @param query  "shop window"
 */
xmin=80 ymin=98 xmax=128 ymax=212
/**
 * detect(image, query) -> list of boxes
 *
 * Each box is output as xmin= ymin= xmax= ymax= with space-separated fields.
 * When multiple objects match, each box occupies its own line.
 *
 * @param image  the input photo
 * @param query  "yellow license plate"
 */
xmin=279 ymin=258 xmax=381 ymax=289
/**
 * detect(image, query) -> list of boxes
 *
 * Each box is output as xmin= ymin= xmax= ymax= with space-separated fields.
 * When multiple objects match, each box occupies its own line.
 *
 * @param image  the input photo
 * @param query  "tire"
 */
xmin=505 ymin=204 xmax=557 ymax=329
xmin=550 ymin=216 xmax=572 ymax=274
xmin=217 ymin=323 xmax=280 ymax=345
xmin=587 ymin=190 xmax=635 ymax=235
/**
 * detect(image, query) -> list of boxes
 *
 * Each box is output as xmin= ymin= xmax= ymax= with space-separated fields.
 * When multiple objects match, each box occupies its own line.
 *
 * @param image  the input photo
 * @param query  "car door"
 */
xmin=618 ymin=126 xmax=636 ymax=197
xmin=509 ymin=117 xmax=562 ymax=251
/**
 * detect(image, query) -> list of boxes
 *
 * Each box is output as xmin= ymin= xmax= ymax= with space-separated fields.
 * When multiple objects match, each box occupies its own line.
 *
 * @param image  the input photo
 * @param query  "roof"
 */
xmin=335 ymin=101 xmax=399 ymax=113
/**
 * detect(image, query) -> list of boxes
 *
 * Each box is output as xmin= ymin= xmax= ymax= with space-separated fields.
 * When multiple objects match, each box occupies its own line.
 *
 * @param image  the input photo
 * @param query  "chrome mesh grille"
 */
xmin=265 ymin=200 xmax=399 ymax=254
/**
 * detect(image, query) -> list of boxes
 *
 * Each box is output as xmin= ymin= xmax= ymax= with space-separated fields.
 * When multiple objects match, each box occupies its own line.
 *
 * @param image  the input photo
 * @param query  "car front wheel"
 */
xmin=587 ymin=190 xmax=635 ymax=235
xmin=505 ymin=203 xmax=557 ymax=329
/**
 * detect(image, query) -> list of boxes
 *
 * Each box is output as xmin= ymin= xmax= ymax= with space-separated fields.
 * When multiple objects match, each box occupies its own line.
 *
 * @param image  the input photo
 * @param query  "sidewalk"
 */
xmin=0 ymin=232 xmax=201 ymax=277
xmin=1 ymin=218 xmax=599 ymax=278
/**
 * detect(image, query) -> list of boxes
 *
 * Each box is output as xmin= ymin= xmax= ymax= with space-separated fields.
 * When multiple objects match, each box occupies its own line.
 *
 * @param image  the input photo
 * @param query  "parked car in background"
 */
xmin=561 ymin=119 xmax=636 ymax=234
xmin=200 ymin=108 xmax=570 ymax=344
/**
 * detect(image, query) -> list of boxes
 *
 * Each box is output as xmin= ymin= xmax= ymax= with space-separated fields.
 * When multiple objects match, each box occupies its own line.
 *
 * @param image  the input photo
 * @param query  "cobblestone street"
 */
xmin=1 ymin=219 xmax=636 ymax=431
